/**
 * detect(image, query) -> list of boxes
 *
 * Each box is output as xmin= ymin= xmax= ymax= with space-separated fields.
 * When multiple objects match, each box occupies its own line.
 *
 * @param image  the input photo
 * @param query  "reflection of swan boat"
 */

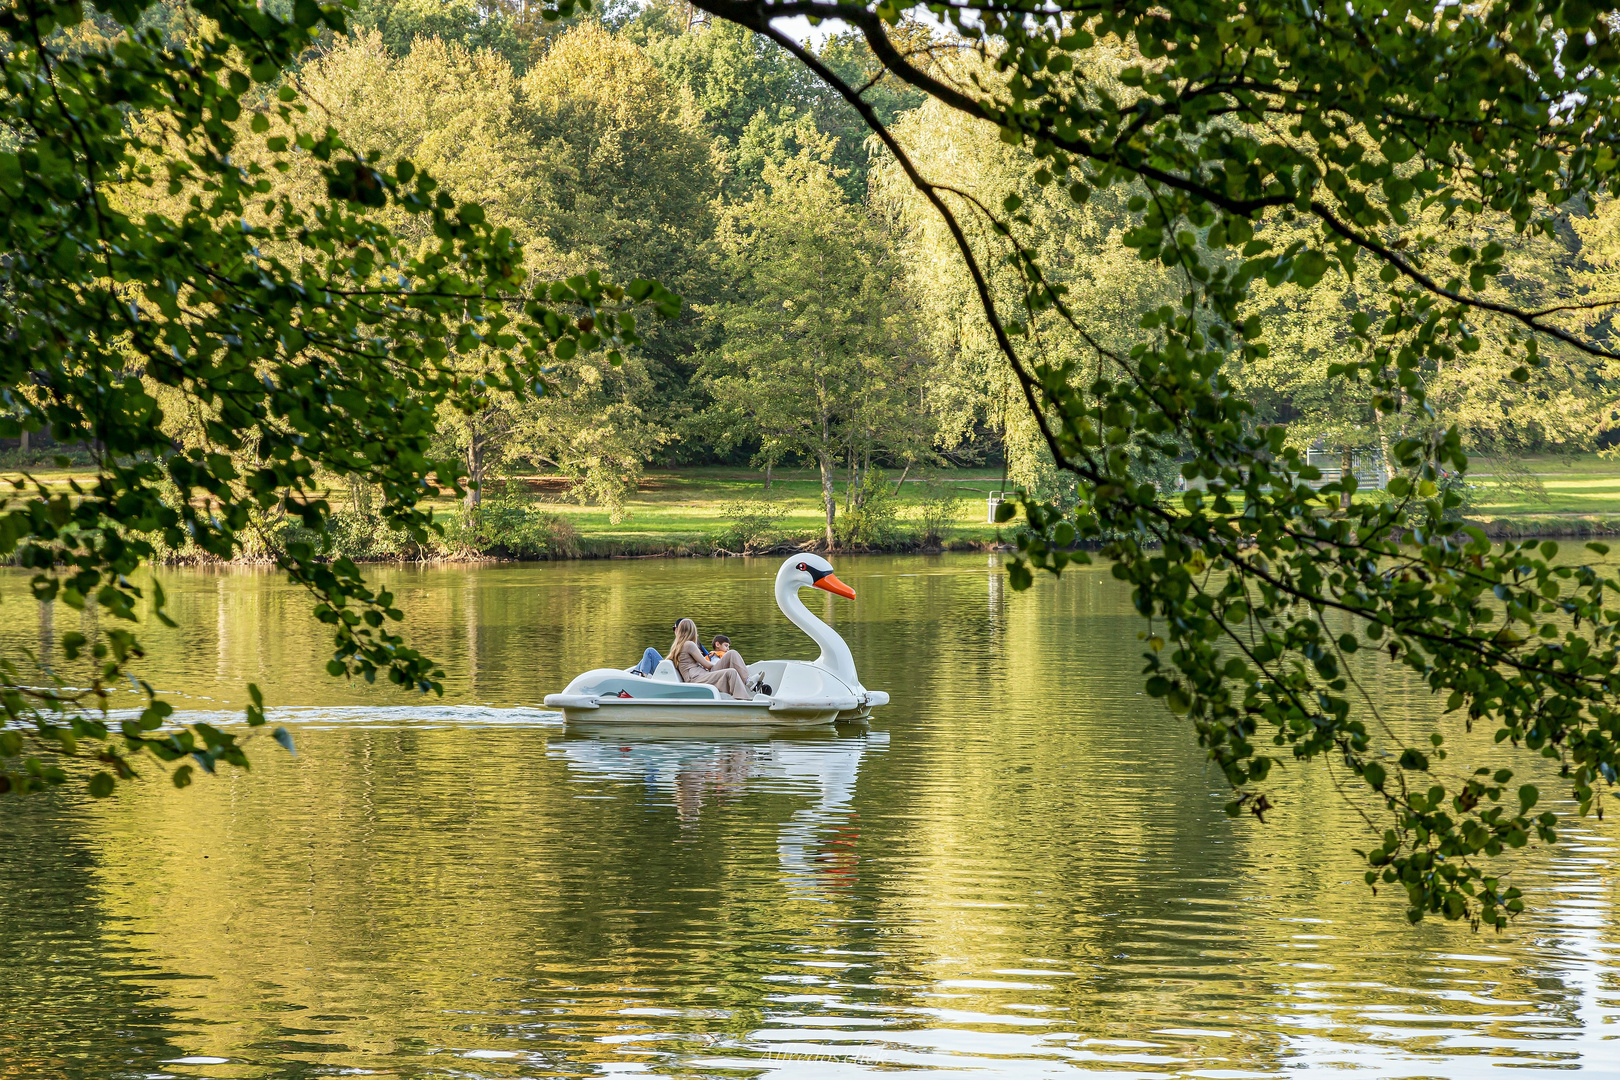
xmin=555 ymin=729 xmax=884 ymax=862
xmin=555 ymin=729 xmax=858 ymax=785
xmin=543 ymin=555 xmax=889 ymax=729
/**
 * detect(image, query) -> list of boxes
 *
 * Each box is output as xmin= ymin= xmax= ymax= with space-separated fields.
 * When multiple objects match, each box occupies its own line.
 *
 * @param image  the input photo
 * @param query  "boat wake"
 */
xmin=98 ymin=703 xmax=564 ymax=730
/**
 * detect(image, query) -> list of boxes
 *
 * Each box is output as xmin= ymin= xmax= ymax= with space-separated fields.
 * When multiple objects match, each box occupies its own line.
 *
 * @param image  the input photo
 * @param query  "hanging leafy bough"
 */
xmin=0 ymin=0 xmax=678 ymax=796
xmin=556 ymin=0 xmax=1620 ymax=928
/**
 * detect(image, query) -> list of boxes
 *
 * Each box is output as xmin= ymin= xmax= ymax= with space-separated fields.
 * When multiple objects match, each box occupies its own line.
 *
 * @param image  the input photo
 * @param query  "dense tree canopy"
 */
xmin=347 ymin=0 xmax=531 ymax=70
xmin=263 ymin=23 xmax=715 ymax=517
xmin=874 ymin=59 xmax=1180 ymax=502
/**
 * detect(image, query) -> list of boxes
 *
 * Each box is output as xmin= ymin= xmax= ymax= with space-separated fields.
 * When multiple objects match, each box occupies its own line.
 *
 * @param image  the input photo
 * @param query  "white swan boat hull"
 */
xmin=543 ymin=662 xmax=888 ymax=729
xmin=547 ymin=696 xmax=843 ymax=728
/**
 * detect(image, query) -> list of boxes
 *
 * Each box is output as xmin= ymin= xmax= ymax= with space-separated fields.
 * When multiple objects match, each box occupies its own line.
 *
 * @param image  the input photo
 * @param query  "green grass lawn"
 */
xmin=530 ymin=457 xmax=1620 ymax=545
xmin=1474 ymin=452 xmax=1620 ymax=477
xmin=13 ymin=454 xmax=1620 ymax=551
xmin=518 ymin=466 xmax=1006 ymax=553
xmin=1464 ymin=453 xmax=1620 ymax=517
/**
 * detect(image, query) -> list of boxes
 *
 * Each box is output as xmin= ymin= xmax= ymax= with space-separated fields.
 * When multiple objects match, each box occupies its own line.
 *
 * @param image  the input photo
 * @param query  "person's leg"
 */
xmin=726 ymin=650 xmax=766 ymax=692
xmin=632 ymin=647 xmax=662 ymax=676
xmin=718 ymin=668 xmax=750 ymax=699
xmin=689 ymin=666 xmax=750 ymax=699
xmin=715 ymin=649 xmax=748 ymax=679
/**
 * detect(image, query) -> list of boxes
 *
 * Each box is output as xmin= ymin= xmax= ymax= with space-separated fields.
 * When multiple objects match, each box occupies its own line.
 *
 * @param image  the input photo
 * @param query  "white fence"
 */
xmin=1302 ymin=449 xmax=1387 ymax=490
xmin=1181 ymin=449 xmax=1387 ymax=492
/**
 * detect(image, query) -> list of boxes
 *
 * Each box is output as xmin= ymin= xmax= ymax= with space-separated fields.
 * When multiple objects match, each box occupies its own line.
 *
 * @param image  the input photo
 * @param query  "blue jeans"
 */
xmin=632 ymin=647 xmax=662 ymax=676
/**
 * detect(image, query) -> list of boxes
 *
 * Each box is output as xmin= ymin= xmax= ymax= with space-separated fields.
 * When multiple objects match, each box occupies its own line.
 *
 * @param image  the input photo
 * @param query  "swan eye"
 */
xmin=796 ymin=563 xmax=808 ymax=571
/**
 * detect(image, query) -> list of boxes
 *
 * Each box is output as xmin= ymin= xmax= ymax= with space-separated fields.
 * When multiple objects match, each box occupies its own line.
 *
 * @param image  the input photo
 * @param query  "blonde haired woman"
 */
xmin=670 ymin=618 xmax=751 ymax=699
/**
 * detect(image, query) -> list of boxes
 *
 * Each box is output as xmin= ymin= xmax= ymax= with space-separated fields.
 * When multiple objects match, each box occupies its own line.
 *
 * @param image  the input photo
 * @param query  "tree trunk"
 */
xmin=1340 ymin=445 xmax=1354 ymax=511
xmin=465 ymin=430 xmax=483 ymax=511
xmin=819 ymin=451 xmax=836 ymax=549
xmin=1373 ymin=401 xmax=1396 ymax=489
xmin=763 ymin=459 xmax=772 ymax=494
xmin=892 ymin=463 xmax=910 ymax=497
xmin=37 ymin=597 xmax=52 ymax=672
xmin=18 ymin=429 xmax=28 ymax=454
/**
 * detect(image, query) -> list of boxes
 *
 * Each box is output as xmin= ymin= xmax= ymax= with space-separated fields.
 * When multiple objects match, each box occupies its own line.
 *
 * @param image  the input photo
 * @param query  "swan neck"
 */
xmin=776 ymin=575 xmax=859 ymax=688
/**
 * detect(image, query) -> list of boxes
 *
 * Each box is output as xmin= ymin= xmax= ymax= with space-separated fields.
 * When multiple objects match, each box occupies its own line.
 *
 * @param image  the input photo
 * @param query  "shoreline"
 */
xmin=141 ymin=535 xmax=1011 ymax=567
xmin=132 ymin=513 xmax=1620 ymax=568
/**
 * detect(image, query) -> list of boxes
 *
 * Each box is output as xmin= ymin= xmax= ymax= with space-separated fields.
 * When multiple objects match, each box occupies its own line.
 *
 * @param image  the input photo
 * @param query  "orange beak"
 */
xmin=813 ymin=573 xmax=857 ymax=600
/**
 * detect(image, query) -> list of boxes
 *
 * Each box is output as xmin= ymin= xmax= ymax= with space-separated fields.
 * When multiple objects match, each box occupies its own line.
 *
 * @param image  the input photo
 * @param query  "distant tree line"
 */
xmin=325 ymin=0 xmax=1620 ymax=521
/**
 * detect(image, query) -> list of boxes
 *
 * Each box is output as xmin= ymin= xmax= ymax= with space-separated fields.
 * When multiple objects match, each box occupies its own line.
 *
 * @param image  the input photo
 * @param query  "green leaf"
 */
xmin=61 ymin=631 xmax=86 ymax=660
xmin=1006 ymin=561 xmax=1033 ymax=591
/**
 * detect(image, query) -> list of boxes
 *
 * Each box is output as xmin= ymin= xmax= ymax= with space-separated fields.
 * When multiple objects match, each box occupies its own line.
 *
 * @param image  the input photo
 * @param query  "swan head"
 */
xmin=778 ymin=554 xmax=856 ymax=599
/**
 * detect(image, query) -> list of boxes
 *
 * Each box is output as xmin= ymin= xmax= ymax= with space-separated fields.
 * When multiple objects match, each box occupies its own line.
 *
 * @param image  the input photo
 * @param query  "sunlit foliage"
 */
xmin=0 ymin=0 xmax=674 ymax=795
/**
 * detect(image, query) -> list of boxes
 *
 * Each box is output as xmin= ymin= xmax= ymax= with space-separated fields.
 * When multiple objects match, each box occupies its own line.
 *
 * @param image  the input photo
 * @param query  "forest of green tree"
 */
xmin=41 ymin=0 xmax=1620 ymax=544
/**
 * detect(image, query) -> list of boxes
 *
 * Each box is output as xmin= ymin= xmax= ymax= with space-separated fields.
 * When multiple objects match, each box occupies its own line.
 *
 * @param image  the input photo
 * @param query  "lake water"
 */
xmin=1 ymin=553 xmax=1617 ymax=1079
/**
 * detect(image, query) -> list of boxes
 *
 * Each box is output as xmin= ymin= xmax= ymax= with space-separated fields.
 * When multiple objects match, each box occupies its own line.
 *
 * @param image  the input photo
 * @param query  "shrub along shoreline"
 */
xmin=137 ymin=511 xmax=1620 ymax=566
xmin=135 ymin=521 xmax=1007 ymax=565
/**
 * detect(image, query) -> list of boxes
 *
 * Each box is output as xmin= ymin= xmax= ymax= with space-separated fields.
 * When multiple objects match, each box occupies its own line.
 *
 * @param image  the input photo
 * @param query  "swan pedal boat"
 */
xmin=544 ymin=555 xmax=889 ymax=729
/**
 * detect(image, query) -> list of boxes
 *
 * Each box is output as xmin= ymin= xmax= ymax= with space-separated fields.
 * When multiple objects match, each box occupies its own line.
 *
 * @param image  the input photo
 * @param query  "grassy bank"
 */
xmin=1463 ymin=453 xmax=1620 ymax=516
xmin=520 ymin=467 xmax=1005 ymax=555
xmin=0 ymin=461 xmax=1010 ymax=559
xmin=8 ymin=454 xmax=1620 ymax=559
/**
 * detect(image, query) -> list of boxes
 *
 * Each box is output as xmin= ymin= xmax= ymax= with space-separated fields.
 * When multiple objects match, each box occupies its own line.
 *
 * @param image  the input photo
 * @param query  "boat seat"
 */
xmin=653 ymin=657 xmax=680 ymax=681
xmin=577 ymin=675 xmax=719 ymax=701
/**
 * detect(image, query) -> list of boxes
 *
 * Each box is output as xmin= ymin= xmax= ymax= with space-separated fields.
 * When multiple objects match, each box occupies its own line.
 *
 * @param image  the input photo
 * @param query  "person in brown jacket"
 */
xmin=669 ymin=618 xmax=750 ymax=699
